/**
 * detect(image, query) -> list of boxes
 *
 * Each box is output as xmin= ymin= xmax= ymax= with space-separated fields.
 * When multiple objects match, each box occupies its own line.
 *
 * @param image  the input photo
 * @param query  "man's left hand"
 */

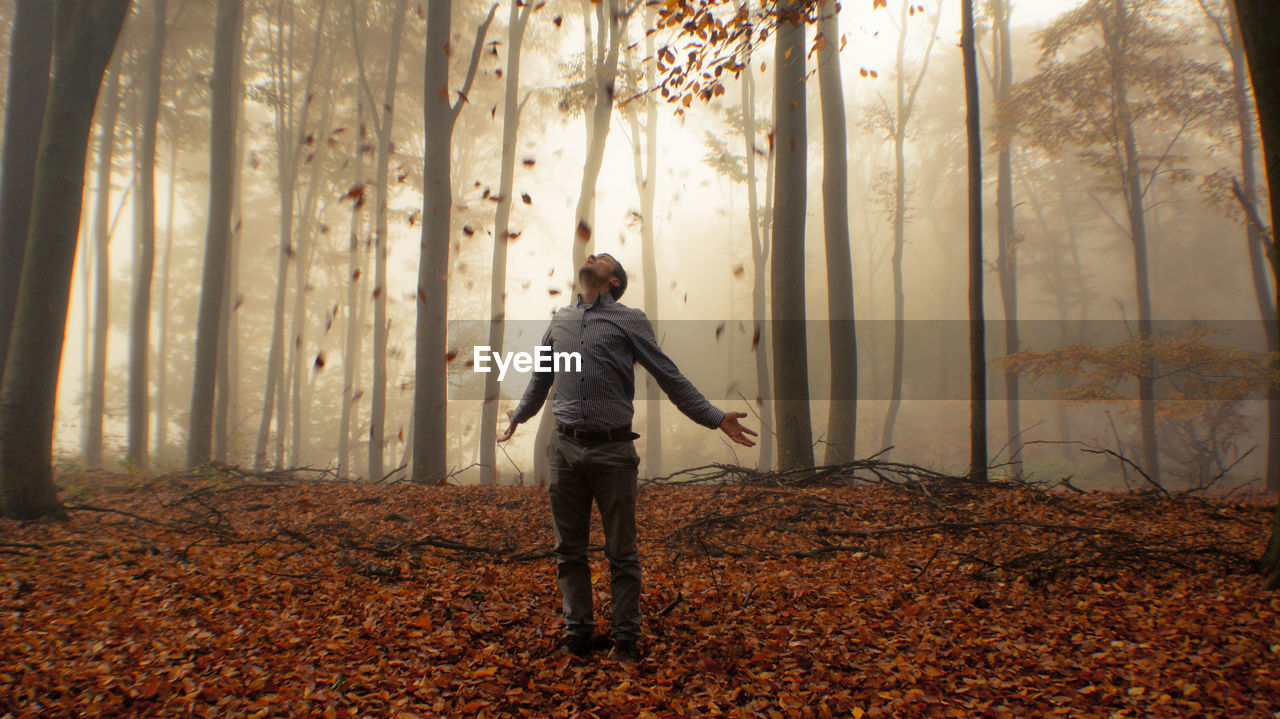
xmin=718 ymin=412 xmax=758 ymax=447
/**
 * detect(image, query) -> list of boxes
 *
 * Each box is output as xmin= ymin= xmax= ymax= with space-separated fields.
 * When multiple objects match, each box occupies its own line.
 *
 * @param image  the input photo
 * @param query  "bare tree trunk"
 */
xmin=881 ymin=0 xmax=940 ymax=452
xmin=479 ymin=0 xmax=533 ymax=485
xmin=1231 ymin=0 xmax=1280 ymax=585
xmin=86 ymin=66 xmax=121 ymax=471
xmin=338 ymin=94 xmax=365 ymax=479
xmin=1112 ymin=0 xmax=1159 ymax=487
xmin=742 ymin=30 xmax=774 ymax=472
xmin=413 ymin=1 xmax=496 ymax=483
xmin=127 ymin=0 xmax=166 ymax=469
xmin=0 ymin=0 xmax=131 ymax=519
xmin=154 ymin=141 xmax=177 ymax=461
xmin=991 ymin=0 xmax=1019 ymax=473
xmin=187 ymin=0 xmax=244 ymax=468
xmin=625 ymin=4 xmax=662 ymax=477
xmin=214 ymin=49 xmax=245 ymax=464
xmin=254 ymin=0 xmax=330 ymax=471
xmin=818 ymin=0 xmax=856 ymax=466
xmin=0 ymin=0 xmax=52 ymax=384
xmin=366 ymin=0 xmax=408 ymax=483
xmin=531 ymin=0 xmax=628 ymax=485
xmin=771 ymin=0 xmax=814 ymax=471
xmin=961 ymin=0 xmax=987 ymax=481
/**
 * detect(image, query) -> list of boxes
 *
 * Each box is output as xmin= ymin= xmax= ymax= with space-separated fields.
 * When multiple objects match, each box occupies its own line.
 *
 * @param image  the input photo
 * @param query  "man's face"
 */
xmin=580 ymin=253 xmax=619 ymax=287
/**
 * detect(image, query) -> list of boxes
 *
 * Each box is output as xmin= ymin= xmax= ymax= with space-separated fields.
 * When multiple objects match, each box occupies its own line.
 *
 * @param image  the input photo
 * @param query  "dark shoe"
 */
xmin=553 ymin=634 xmax=594 ymax=657
xmin=611 ymin=639 xmax=640 ymax=662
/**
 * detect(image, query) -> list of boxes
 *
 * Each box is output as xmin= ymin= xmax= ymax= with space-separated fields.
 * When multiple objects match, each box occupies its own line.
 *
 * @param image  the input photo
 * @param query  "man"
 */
xmin=499 ymin=253 xmax=757 ymax=662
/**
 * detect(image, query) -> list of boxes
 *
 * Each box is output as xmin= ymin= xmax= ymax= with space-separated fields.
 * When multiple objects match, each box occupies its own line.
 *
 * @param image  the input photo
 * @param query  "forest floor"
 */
xmin=0 ymin=464 xmax=1276 ymax=718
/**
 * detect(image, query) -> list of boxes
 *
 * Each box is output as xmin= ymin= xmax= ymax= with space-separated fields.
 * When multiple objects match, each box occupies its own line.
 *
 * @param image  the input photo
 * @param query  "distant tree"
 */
xmin=127 ymin=0 xmax=168 ymax=468
xmin=0 ymin=0 xmax=53 ymax=385
xmin=987 ymin=0 xmax=1019 ymax=472
xmin=478 ymin=0 xmax=535 ymax=486
xmin=1013 ymin=0 xmax=1225 ymax=486
xmin=868 ymin=0 xmax=943 ymax=454
xmin=187 ymin=0 xmax=243 ymax=468
xmin=350 ymin=0 xmax=410 ymax=483
xmin=0 ymin=0 xmax=132 ymax=519
xmin=1197 ymin=0 xmax=1277 ymax=492
xmin=84 ymin=66 xmax=123 ymax=471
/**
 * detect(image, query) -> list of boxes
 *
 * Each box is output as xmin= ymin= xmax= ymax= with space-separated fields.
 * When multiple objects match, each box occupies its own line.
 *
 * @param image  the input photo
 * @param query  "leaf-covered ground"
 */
xmin=1 ymin=468 xmax=1277 ymax=718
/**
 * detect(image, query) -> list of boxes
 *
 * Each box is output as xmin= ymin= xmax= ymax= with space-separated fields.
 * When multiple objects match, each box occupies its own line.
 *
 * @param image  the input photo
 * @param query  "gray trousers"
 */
xmin=547 ymin=431 xmax=642 ymax=641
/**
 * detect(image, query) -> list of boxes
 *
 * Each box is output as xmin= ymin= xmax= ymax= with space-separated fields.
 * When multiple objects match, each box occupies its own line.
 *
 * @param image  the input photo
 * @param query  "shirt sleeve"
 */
xmin=510 ymin=320 xmax=556 ymax=424
xmin=625 ymin=310 xmax=726 ymax=430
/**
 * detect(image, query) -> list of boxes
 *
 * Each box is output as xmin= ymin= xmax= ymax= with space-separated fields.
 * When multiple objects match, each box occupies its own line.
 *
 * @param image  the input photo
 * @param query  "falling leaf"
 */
xmin=576 ymin=221 xmax=592 ymax=242
xmin=715 ymin=322 xmax=725 ymax=342
xmin=732 ymin=263 xmax=745 ymax=278
xmin=521 ymin=193 xmax=532 ymax=205
xmin=314 ymin=353 xmax=326 ymax=370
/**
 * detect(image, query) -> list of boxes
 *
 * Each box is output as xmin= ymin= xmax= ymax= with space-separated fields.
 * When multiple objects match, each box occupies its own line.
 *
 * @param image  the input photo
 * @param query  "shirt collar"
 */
xmin=575 ymin=291 xmax=616 ymax=309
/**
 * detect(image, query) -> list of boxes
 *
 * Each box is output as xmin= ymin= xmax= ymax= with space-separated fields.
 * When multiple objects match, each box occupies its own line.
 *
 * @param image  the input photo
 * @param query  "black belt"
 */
xmin=556 ymin=423 xmax=636 ymax=444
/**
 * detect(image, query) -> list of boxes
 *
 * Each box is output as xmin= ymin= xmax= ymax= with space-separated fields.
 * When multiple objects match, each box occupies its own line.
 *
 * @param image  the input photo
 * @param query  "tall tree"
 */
xmin=478 ymin=0 xmax=534 ymax=486
xmin=1199 ymin=0 xmax=1278 ymax=492
xmin=350 ymin=0 xmax=409 ymax=482
xmin=337 ymin=83 xmax=365 ymax=478
xmin=127 ymin=0 xmax=167 ymax=468
xmin=413 ymin=0 xmax=496 ymax=483
xmin=877 ymin=0 xmax=942 ymax=453
xmin=531 ymin=0 xmax=631 ymax=485
xmin=1230 ymin=0 xmax=1280 ymax=585
xmin=989 ymin=0 xmax=1019 ymax=471
xmin=623 ymin=4 xmax=663 ymax=476
xmin=253 ymin=0 xmax=331 ymax=470
xmin=85 ymin=66 xmax=122 ymax=471
xmin=0 ymin=0 xmax=132 ymax=520
xmin=187 ymin=0 xmax=243 ymax=468
xmin=0 ymin=0 xmax=53 ymax=384
xmin=817 ymin=0 xmax=856 ymax=466
xmin=962 ymin=0 xmax=987 ymax=481
xmin=1016 ymin=0 xmax=1220 ymax=486
xmin=771 ymin=0 xmax=814 ymax=471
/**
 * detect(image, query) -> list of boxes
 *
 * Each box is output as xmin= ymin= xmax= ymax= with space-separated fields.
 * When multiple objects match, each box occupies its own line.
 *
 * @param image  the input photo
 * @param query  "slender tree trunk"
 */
xmin=531 ymin=0 xmax=628 ymax=485
xmin=992 ymin=0 xmax=1019 ymax=472
xmin=742 ymin=36 xmax=775 ymax=472
xmin=187 ymin=0 xmax=244 ymax=468
xmin=881 ymin=0 xmax=939 ymax=453
xmin=1231 ymin=0 xmax=1280 ymax=585
xmin=414 ymin=1 xmax=495 ymax=484
xmin=818 ymin=0 xmax=856 ymax=465
xmin=625 ymin=5 xmax=662 ymax=476
xmin=771 ymin=0 xmax=814 ymax=471
xmin=254 ymin=0 xmax=330 ymax=471
xmin=1111 ymin=0 xmax=1160 ymax=486
xmin=214 ymin=53 xmax=245 ymax=464
xmin=0 ymin=0 xmax=131 ymax=520
xmin=1219 ymin=6 xmax=1279 ymax=491
xmin=154 ymin=141 xmax=177 ymax=461
xmin=86 ymin=67 xmax=121 ymax=471
xmin=479 ymin=0 xmax=532 ymax=485
xmin=0 ymin=0 xmax=53 ymax=384
xmin=128 ymin=0 xmax=167 ymax=469
xmin=368 ymin=0 xmax=408 ymax=482
xmin=338 ymin=96 xmax=365 ymax=479
xmin=962 ymin=0 xmax=987 ymax=481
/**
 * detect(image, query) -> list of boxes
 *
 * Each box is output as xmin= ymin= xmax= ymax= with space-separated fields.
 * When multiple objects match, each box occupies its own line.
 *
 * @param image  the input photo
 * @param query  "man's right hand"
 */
xmin=498 ymin=410 xmax=518 ymax=442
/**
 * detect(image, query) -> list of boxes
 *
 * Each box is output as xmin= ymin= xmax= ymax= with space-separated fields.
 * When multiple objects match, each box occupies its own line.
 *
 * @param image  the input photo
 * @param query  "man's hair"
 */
xmin=600 ymin=253 xmax=627 ymax=300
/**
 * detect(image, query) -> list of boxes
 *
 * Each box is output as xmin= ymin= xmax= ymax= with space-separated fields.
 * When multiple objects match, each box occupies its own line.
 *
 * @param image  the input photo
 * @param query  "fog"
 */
xmin=9 ymin=0 xmax=1271 ymax=490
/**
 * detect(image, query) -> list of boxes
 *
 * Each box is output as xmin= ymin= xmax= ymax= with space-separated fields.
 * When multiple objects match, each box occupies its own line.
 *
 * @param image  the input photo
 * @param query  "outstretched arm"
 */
xmin=499 ymin=322 xmax=555 ymax=442
xmin=626 ymin=311 xmax=727 ymax=430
